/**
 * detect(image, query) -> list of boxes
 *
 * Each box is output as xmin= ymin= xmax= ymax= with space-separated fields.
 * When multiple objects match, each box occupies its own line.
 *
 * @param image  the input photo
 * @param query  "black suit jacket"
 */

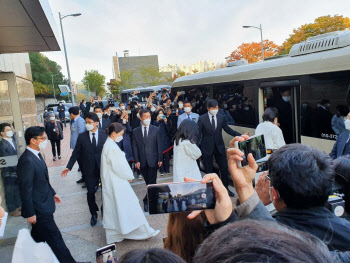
xmin=198 ymin=113 xmax=241 ymax=156
xmin=132 ymin=125 xmax=162 ymax=168
xmin=66 ymin=130 xmax=107 ymax=177
xmin=0 ymin=139 xmax=17 ymax=177
xmin=17 ymin=149 xmax=56 ymax=218
xmin=98 ymin=118 xmax=111 ymax=131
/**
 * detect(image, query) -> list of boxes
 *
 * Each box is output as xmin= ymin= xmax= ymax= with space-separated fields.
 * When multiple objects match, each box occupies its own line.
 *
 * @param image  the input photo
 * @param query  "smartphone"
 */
xmin=96 ymin=244 xmax=117 ymax=263
xmin=147 ymin=181 xmax=216 ymax=214
xmin=234 ymin=134 xmax=267 ymax=167
xmin=162 ymin=115 xmax=166 ymax=119
xmin=179 ymin=91 xmax=186 ymax=95
xmin=126 ymin=110 xmax=131 ymax=114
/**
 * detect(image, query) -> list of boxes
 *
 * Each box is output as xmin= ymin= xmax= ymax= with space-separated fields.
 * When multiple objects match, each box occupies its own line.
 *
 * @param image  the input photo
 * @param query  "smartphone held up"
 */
xmin=234 ymin=135 xmax=267 ymax=167
xmin=147 ymin=181 xmax=216 ymax=215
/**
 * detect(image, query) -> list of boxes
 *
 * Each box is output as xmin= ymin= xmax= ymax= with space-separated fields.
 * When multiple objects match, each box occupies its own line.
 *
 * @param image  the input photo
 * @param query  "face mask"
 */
xmin=151 ymin=107 xmax=156 ymax=112
xmin=122 ymin=119 xmax=127 ymax=124
xmin=115 ymin=136 xmax=123 ymax=143
xmin=5 ymin=131 xmax=13 ymax=138
xmin=44 ymin=110 xmax=47 ymax=112
xmin=244 ymin=107 xmax=249 ymax=111
xmin=120 ymin=106 xmax=125 ymax=110
xmin=37 ymin=139 xmax=48 ymax=150
xmin=223 ymin=104 xmax=228 ymax=109
xmin=184 ymin=107 xmax=191 ymax=113
xmin=345 ymin=119 xmax=350 ymax=130
xmin=50 ymin=117 xmax=55 ymax=121
xmin=0 ymin=212 xmax=8 ymax=238
xmin=143 ymin=119 xmax=151 ymax=126
xmin=210 ymin=109 xmax=218 ymax=116
xmin=85 ymin=124 xmax=94 ymax=131
xmin=89 ymin=107 xmax=94 ymax=112
xmin=282 ymin=96 xmax=291 ymax=102
xmin=178 ymin=103 xmax=183 ymax=109
xmin=135 ymin=106 xmax=138 ymax=109
xmin=137 ymin=114 xmax=140 ymax=119
xmin=96 ymin=113 xmax=103 ymax=119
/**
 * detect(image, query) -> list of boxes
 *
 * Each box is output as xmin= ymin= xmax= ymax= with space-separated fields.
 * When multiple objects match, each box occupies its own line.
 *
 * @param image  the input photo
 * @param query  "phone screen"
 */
xmin=147 ymin=181 xmax=215 ymax=214
xmin=238 ymin=135 xmax=267 ymax=167
xmin=96 ymin=244 xmax=117 ymax=263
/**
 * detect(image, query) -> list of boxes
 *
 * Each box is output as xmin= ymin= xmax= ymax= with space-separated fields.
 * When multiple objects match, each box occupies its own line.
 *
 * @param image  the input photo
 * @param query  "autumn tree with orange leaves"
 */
xmin=227 ymin=40 xmax=281 ymax=63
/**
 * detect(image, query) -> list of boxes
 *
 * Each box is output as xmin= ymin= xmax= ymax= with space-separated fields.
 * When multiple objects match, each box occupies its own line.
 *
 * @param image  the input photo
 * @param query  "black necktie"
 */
xmin=99 ymin=121 xmax=102 ymax=129
xmin=38 ymin=153 xmax=46 ymax=167
xmin=211 ymin=116 xmax=216 ymax=131
xmin=92 ymin=133 xmax=97 ymax=149
xmin=144 ymin=127 xmax=148 ymax=142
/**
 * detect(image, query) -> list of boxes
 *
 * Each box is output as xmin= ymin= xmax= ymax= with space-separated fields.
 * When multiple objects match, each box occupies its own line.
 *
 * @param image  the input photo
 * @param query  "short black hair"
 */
xmin=119 ymin=248 xmax=185 ymax=263
xmin=94 ymin=106 xmax=102 ymax=112
xmin=0 ymin=123 xmax=11 ymax=133
xmin=68 ymin=106 xmax=80 ymax=115
xmin=82 ymin=99 xmax=85 ymax=103
xmin=85 ymin=112 xmax=99 ymax=123
xmin=262 ymin=107 xmax=279 ymax=122
xmin=207 ymin=99 xmax=218 ymax=108
xmin=268 ymin=144 xmax=333 ymax=209
xmin=183 ymin=101 xmax=191 ymax=106
xmin=139 ymin=109 xmax=150 ymax=118
xmin=103 ymin=106 xmax=109 ymax=112
xmin=25 ymin=126 xmax=45 ymax=145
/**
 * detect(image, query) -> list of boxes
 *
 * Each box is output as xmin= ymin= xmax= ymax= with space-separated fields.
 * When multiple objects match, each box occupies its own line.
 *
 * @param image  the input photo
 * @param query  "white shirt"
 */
xmin=3 ymin=137 xmax=15 ymax=150
xmin=89 ymin=129 xmax=99 ymax=145
xmin=141 ymin=124 xmax=150 ymax=137
xmin=255 ymin=121 xmax=286 ymax=150
xmin=208 ymin=112 xmax=217 ymax=129
xmin=26 ymin=146 xmax=41 ymax=160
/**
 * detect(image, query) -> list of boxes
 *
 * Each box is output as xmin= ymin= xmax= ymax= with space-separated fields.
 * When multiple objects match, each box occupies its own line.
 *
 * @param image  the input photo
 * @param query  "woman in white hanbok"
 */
xmin=173 ymin=119 xmax=202 ymax=182
xmin=101 ymin=123 xmax=159 ymax=244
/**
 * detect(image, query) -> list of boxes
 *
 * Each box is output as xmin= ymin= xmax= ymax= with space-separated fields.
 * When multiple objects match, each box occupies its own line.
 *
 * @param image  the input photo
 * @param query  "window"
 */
xmin=300 ymin=71 xmax=350 ymax=140
xmin=213 ymin=82 xmax=258 ymax=127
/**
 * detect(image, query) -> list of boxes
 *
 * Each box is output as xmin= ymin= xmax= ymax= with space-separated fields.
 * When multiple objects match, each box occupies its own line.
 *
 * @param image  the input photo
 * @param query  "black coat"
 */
xmin=0 ymin=138 xmax=17 ymax=177
xmin=154 ymin=120 xmax=172 ymax=152
xmin=198 ymin=113 xmax=240 ymax=156
xmin=132 ymin=125 xmax=162 ymax=168
xmin=98 ymin=118 xmax=111 ymax=131
xmin=57 ymin=105 xmax=66 ymax=119
xmin=45 ymin=121 xmax=64 ymax=141
xmin=117 ymin=120 xmax=134 ymax=162
xmin=17 ymin=149 xmax=56 ymax=218
xmin=66 ymin=130 xmax=107 ymax=182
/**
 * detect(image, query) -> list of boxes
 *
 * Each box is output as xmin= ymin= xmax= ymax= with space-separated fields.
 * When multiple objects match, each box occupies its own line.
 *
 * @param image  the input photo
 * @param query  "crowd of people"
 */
xmin=1 ymin=86 xmax=350 ymax=262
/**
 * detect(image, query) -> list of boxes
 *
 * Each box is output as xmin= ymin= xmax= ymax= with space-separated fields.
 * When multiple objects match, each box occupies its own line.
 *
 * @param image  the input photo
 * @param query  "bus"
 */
xmin=121 ymin=85 xmax=171 ymax=105
xmin=171 ymin=30 xmax=350 ymax=154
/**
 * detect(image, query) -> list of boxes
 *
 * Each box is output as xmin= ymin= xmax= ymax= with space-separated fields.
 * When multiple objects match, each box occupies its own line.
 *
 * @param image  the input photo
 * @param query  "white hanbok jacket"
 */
xmin=173 ymin=139 xmax=202 ymax=182
xmin=255 ymin=121 xmax=286 ymax=150
xmin=101 ymin=137 xmax=158 ymax=243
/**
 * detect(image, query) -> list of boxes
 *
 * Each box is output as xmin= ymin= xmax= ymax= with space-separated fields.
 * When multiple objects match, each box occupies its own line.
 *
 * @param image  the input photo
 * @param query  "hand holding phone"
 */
xmin=234 ymin=135 xmax=266 ymax=167
xmin=96 ymin=244 xmax=117 ymax=263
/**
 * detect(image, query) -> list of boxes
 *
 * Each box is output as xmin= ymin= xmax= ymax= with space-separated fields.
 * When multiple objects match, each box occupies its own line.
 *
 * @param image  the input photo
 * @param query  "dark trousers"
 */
xmin=50 ymin=140 xmax=61 ymax=157
xmin=2 ymin=176 xmax=21 ymax=212
xmin=78 ymin=157 xmax=85 ymax=181
xmin=60 ymin=117 xmax=66 ymax=127
xmin=86 ymin=166 xmax=100 ymax=216
xmin=160 ymin=151 xmax=170 ymax=173
xmin=31 ymin=215 xmax=75 ymax=263
xmin=202 ymin=147 xmax=231 ymax=189
xmin=141 ymin=163 xmax=158 ymax=202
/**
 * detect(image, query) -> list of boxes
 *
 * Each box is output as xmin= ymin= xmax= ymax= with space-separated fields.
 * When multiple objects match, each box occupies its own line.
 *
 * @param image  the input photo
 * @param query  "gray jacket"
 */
xmin=70 ymin=115 xmax=86 ymax=150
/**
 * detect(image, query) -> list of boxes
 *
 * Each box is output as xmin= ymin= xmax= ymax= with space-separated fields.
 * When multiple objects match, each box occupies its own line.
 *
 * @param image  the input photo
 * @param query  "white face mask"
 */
xmin=345 ymin=119 xmax=350 ymax=130
xmin=0 ymin=212 xmax=8 ymax=238
xmin=210 ymin=109 xmax=218 ymax=116
xmin=85 ymin=124 xmax=94 ymax=131
xmin=122 ymin=119 xmax=127 ymax=124
xmin=178 ymin=103 xmax=183 ymax=109
xmin=143 ymin=119 xmax=151 ymax=126
xmin=49 ymin=117 xmax=55 ymax=121
xmin=223 ymin=104 xmax=228 ymax=109
xmin=96 ymin=113 xmax=103 ymax=119
xmin=134 ymin=105 xmax=138 ymax=109
xmin=37 ymin=139 xmax=48 ymax=150
xmin=151 ymin=107 xmax=156 ymax=112
xmin=5 ymin=131 xmax=13 ymax=138
xmin=184 ymin=107 xmax=191 ymax=113
xmin=282 ymin=96 xmax=291 ymax=102
xmin=120 ymin=106 xmax=125 ymax=110
xmin=115 ymin=136 xmax=123 ymax=143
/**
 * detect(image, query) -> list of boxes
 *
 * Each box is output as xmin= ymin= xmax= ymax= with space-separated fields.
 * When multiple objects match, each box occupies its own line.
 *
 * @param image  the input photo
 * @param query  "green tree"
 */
xmin=107 ymin=79 xmax=121 ymax=96
xmin=280 ymin=15 xmax=350 ymax=54
xmin=120 ymin=70 xmax=135 ymax=91
xmin=82 ymin=70 xmax=106 ymax=97
xmin=139 ymin=65 xmax=164 ymax=86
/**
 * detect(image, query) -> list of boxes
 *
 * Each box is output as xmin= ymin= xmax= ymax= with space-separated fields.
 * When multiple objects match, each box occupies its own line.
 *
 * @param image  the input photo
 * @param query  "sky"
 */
xmin=43 ymin=0 xmax=350 ymax=84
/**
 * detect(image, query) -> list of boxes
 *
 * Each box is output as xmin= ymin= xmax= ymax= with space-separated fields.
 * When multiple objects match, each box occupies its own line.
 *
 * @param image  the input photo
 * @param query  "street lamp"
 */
xmin=243 ymin=24 xmax=264 ymax=60
xmin=59 ymin=12 xmax=81 ymax=105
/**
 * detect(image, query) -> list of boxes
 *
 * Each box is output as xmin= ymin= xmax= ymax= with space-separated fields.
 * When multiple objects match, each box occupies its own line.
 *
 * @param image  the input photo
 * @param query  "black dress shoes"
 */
xmin=76 ymin=178 xmax=85 ymax=184
xmin=82 ymin=184 xmax=87 ymax=188
xmin=90 ymin=214 xmax=98 ymax=226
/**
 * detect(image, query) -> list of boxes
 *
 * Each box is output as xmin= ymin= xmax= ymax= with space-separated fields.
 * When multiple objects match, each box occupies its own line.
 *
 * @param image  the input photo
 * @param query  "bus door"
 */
xmin=260 ymin=80 xmax=300 ymax=144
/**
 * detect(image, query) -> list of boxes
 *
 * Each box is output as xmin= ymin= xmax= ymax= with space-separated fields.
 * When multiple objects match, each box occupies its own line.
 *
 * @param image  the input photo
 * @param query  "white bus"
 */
xmin=171 ymin=31 xmax=350 ymax=153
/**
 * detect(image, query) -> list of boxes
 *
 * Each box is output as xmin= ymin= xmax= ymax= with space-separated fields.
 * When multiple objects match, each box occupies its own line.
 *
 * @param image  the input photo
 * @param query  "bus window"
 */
xmin=181 ymin=86 xmax=211 ymax=115
xmin=301 ymin=71 xmax=350 ymax=140
xmin=213 ymin=83 xmax=258 ymax=127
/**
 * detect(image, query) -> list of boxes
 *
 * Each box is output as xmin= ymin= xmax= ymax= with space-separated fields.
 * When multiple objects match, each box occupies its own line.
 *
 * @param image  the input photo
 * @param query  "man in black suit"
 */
xmin=80 ymin=99 xmax=86 ymax=117
xmin=0 ymin=123 xmax=21 ymax=217
xmin=198 ymin=99 xmax=241 ymax=196
xmin=57 ymin=101 xmax=66 ymax=127
xmin=62 ymin=112 xmax=107 ymax=226
xmin=17 ymin=126 xmax=76 ymax=263
xmin=94 ymin=106 xmax=111 ymax=130
xmin=132 ymin=109 xmax=162 ymax=212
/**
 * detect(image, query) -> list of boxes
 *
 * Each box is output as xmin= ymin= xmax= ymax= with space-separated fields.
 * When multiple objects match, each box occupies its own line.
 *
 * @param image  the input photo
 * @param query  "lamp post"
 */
xmin=51 ymin=74 xmax=59 ymax=101
xmin=243 ymin=24 xmax=264 ymax=60
xmin=59 ymin=12 xmax=81 ymax=105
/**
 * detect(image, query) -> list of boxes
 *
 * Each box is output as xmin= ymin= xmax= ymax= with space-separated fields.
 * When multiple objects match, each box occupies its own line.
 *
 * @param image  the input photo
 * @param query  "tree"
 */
xmin=227 ymin=40 xmax=281 ymax=63
xmin=166 ymin=69 xmax=187 ymax=82
xmin=119 ymin=70 xmax=135 ymax=91
xmin=280 ymin=15 xmax=350 ymax=54
xmin=107 ymin=79 xmax=121 ymax=96
xmin=81 ymin=70 xmax=106 ymax=97
xmin=139 ymin=65 xmax=164 ymax=86
xmin=76 ymin=93 xmax=87 ymax=102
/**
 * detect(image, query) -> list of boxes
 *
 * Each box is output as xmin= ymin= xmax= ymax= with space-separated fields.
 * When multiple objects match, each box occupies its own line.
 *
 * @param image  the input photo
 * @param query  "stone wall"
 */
xmin=35 ymin=97 xmax=57 ymax=112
